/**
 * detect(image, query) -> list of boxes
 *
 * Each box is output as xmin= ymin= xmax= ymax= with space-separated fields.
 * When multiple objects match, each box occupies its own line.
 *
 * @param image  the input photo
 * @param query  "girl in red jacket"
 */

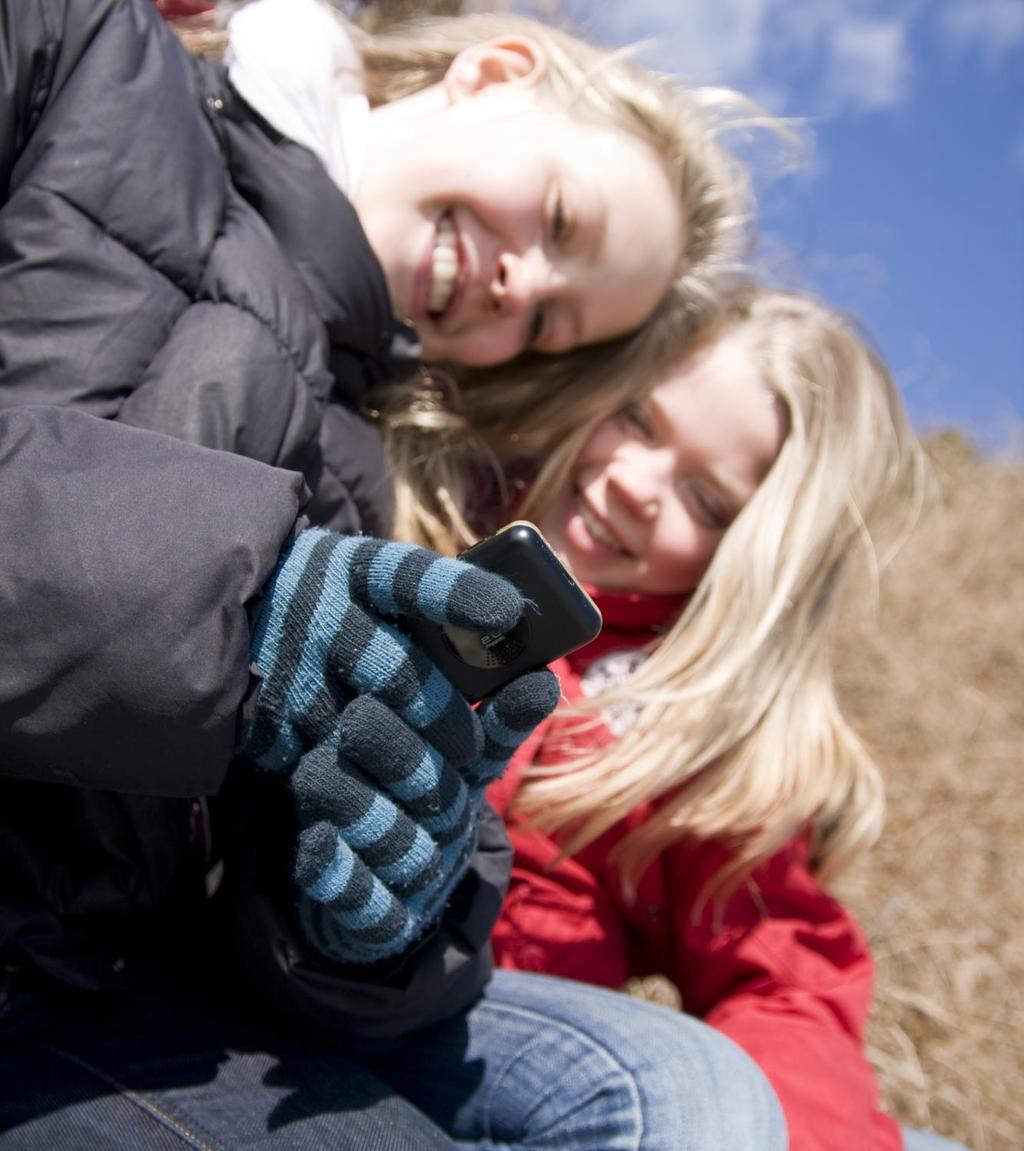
xmin=482 ymin=285 xmax=965 ymax=1151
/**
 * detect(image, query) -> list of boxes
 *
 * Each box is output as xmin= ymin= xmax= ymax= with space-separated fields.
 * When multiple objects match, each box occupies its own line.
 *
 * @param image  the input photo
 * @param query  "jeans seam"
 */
xmin=474 ymin=999 xmax=645 ymax=1151
xmin=477 ymin=1027 xmax=548 ymax=1147
xmin=39 ymin=1042 xmax=220 ymax=1151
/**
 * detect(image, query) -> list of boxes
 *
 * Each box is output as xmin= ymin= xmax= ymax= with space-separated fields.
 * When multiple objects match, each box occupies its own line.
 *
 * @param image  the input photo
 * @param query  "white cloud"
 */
xmin=824 ymin=19 xmax=912 ymax=113
xmin=939 ymin=0 xmax=1024 ymax=68
xmin=534 ymin=0 xmax=917 ymax=117
xmin=539 ymin=0 xmax=770 ymax=85
xmin=639 ymin=0 xmax=769 ymax=83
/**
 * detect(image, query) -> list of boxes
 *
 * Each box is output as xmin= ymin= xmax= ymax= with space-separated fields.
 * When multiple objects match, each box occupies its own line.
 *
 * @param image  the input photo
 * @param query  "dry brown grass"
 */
xmin=830 ymin=433 xmax=1024 ymax=1151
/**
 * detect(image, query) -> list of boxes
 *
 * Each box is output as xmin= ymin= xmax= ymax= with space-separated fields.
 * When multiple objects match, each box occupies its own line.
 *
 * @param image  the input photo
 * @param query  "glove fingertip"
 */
xmin=466 ymin=669 xmax=561 ymax=787
xmin=339 ymin=693 xmax=401 ymax=754
xmin=488 ymin=667 xmax=562 ymax=726
xmin=294 ymin=821 xmax=339 ymax=890
xmin=446 ymin=565 xmax=523 ymax=634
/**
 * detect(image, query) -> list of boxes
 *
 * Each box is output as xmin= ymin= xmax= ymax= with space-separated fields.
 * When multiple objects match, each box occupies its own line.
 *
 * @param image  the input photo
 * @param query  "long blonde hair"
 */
xmin=511 ymin=286 xmax=927 ymax=898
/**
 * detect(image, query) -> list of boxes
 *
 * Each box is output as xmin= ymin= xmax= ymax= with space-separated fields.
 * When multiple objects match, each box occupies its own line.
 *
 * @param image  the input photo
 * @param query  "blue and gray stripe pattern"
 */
xmin=242 ymin=528 xmax=560 ymax=963
xmin=245 ymin=529 xmax=522 ymax=772
xmin=295 ymin=669 xmax=561 ymax=964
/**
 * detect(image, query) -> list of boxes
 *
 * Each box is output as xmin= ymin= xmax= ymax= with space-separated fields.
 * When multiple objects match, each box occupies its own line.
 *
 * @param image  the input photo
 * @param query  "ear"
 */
xmin=444 ymin=37 xmax=545 ymax=102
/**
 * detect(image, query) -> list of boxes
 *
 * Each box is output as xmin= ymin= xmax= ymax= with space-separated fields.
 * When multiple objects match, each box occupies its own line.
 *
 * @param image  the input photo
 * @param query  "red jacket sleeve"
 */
xmin=490 ymin=831 xmax=632 ymax=988
xmin=664 ymin=836 xmax=902 ymax=1151
xmin=487 ymin=746 xmax=632 ymax=988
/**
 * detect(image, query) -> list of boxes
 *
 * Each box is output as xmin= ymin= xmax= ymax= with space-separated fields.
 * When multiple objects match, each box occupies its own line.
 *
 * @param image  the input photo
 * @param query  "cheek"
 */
xmin=536 ymin=487 xmax=570 ymax=550
xmin=457 ymin=326 xmax=517 ymax=366
xmin=461 ymin=159 xmax=548 ymax=243
xmin=689 ymin=534 xmax=724 ymax=586
xmin=577 ymin=421 xmax=621 ymax=465
xmin=433 ymin=318 xmax=523 ymax=368
xmin=653 ymin=520 xmax=719 ymax=592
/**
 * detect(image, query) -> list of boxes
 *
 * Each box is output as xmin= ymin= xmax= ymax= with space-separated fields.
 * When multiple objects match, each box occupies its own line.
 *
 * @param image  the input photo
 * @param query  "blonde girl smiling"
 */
xmin=478 ymin=285 xmax=941 ymax=1151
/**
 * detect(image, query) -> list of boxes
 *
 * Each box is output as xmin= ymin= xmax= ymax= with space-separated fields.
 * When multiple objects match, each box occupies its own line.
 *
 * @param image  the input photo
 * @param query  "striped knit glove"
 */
xmin=244 ymin=528 xmax=524 ymax=771
xmin=293 ymin=671 xmax=558 ymax=964
xmin=243 ymin=528 xmax=560 ymax=963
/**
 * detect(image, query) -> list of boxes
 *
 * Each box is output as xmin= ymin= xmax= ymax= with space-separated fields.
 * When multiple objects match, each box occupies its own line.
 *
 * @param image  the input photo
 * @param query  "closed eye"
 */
xmin=618 ymin=402 xmax=655 ymax=441
xmin=684 ymin=481 xmax=732 ymax=532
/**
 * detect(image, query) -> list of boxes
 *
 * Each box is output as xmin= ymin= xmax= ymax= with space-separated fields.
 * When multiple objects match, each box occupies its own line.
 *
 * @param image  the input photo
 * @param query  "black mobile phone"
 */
xmin=407 ymin=521 xmax=602 ymax=702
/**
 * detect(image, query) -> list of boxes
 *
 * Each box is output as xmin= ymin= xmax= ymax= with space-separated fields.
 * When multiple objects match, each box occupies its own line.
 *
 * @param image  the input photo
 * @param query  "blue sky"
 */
xmin=519 ymin=0 xmax=1024 ymax=454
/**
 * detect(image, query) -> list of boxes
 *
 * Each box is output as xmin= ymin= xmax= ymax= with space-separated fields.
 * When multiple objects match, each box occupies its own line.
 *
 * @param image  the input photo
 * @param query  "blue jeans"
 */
xmin=0 ymin=970 xmax=785 ymax=1150
xmin=378 ymin=969 xmax=788 ymax=1151
xmin=385 ymin=971 xmax=965 ymax=1151
xmin=0 ymin=989 xmax=454 ymax=1150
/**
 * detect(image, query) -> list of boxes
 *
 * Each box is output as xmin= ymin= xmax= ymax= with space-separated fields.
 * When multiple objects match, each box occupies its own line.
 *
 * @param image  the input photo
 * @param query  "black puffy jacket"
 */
xmin=0 ymin=0 xmax=509 ymax=1047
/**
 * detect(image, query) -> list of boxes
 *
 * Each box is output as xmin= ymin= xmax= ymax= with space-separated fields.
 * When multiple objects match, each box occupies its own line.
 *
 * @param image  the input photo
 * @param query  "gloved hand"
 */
xmin=242 ymin=528 xmax=561 ymax=963
xmin=293 ymin=671 xmax=559 ymax=964
xmin=243 ymin=528 xmax=525 ymax=772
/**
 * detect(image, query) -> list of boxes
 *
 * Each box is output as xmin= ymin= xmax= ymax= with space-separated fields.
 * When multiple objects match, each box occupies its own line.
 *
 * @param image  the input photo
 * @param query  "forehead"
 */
xmin=535 ymin=103 xmax=678 ymax=216
xmin=651 ymin=332 xmax=785 ymax=475
xmin=486 ymin=95 xmax=678 ymax=199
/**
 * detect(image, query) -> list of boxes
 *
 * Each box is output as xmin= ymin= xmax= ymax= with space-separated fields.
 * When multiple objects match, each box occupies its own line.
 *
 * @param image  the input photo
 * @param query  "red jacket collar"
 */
xmin=568 ymin=587 xmax=688 ymax=674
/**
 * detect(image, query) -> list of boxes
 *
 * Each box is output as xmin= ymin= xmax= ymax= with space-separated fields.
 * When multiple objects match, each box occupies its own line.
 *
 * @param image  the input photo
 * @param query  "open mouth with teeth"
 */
xmin=578 ymin=492 xmax=631 ymax=556
xmin=427 ymin=211 xmax=459 ymax=319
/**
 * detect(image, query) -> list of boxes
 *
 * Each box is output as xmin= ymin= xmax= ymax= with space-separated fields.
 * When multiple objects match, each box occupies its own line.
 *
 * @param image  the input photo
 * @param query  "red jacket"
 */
xmin=488 ymin=590 xmax=901 ymax=1151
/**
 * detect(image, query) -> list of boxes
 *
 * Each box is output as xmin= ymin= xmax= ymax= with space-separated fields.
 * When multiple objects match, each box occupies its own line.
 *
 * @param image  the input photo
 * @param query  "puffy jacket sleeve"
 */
xmin=0 ymin=0 xmax=54 ymax=198
xmin=2 ymin=0 xmax=204 ymax=207
xmin=665 ymin=836 xmax=902 ymax=1151
xmin=0 ymin=405 xmax=306 ymax=796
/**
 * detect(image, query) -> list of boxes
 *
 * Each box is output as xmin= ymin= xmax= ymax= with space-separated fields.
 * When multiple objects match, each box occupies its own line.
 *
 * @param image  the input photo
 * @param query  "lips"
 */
xmin=577 ymin=491 xmax=631 ymax=556
xmin=427 ymin=211 xmax=460 ymax=318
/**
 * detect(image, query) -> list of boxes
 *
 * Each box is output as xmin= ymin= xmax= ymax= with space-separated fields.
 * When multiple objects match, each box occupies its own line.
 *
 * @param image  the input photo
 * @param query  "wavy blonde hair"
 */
xmin=508 ymin=285 xmax=928 ymax=899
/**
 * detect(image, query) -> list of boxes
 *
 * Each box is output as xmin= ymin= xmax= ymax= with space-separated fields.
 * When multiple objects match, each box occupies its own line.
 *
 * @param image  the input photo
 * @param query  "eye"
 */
xmin=684 ymin=482 xmax=731 ymax=532
xmin=550 ymin=194 xmax=567 ymax=243
xmin=618 ymin=402 xmax=654 ymax=440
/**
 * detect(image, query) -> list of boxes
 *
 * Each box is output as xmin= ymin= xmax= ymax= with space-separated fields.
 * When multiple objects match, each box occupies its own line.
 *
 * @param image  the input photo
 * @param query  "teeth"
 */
xmin=579 ymin=498 xmax=621 ymax=551
xmin=428 ymin=215 xmax=458 ymax=315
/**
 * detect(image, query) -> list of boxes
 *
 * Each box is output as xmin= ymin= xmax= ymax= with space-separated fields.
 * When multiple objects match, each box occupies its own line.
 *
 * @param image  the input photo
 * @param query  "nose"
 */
xmin=607 ymin=453 xmax=662 ymax=522
xmin=489 ymin=249 xmax=550 ymax=317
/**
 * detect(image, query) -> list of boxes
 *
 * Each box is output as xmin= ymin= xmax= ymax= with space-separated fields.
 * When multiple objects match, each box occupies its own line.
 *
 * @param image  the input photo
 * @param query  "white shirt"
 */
xmin=226 ymin=0 xmax=369 ymax=196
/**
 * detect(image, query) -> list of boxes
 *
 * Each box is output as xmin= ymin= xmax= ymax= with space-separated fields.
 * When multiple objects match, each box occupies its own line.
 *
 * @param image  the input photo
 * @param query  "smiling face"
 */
xmin=538 ymin=328 xmax=787 ymax=596
xmin=355 ymin=51 xmax=682 ymax=366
